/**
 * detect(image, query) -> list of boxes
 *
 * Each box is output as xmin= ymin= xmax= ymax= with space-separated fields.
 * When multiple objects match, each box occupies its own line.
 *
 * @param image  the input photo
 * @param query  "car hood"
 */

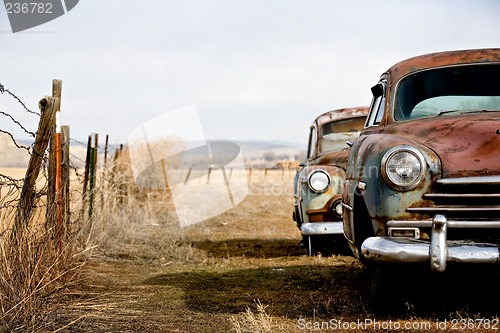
xmin=311 ymin=149 xmax=350 ymax=170
xmin=383 ymin=111 xmax=500 ymax=178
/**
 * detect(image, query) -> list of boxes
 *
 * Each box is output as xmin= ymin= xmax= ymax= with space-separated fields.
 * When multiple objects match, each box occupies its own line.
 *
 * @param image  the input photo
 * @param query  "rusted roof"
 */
xmin=314 ymin=107 xmax=369 ymax=128
xmin=386 ymin=48 xmax=500 ymax=84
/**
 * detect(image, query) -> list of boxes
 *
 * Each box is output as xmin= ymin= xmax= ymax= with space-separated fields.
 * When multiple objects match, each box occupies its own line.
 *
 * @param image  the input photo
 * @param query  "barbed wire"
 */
xmin=0 ymin=110 xmax=36 ymax=137
xmin=0 ymin=83 xmax=40 ymax=116
xmin=0 ymin=129 xmax=31 ymax=153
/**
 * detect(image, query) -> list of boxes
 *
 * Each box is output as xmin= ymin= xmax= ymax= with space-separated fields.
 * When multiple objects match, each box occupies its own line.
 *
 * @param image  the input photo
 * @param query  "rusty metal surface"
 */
xmin=311 ymin=149 xmax=350 ymax=170
xmin=315 ymin=106 xmax=369 ymax=129
xmin=296 ymin=107 xmax=369 ymax=227
xmin=344 ymin=49 xmax=500 ymax=262
xmin=386 ymin=48 xmax=500 ymax=87
xmin=297 ymin=165 xmax=344 ymax=223
xmin=383 ymin=111 xmax=500 ymax=178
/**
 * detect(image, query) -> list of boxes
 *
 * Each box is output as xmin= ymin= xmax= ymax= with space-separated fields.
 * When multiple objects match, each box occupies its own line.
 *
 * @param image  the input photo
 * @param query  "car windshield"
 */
xmin=394 ymin=64 xmax=500 ymax=121
xmin=319 ymin=117 xmax=365 ymax=152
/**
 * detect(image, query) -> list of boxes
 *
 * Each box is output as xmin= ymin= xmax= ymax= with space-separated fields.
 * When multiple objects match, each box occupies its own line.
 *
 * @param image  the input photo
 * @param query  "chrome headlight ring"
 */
xmin=307 ymin=169 xmax=332 ymax=193
xmin=380 ymin=145 xmax=427 ymax=191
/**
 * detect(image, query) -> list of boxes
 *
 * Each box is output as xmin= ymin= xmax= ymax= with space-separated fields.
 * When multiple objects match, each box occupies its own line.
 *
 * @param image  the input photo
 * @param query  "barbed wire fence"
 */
xmin=0 ymin=81 xmax=130 ymax=330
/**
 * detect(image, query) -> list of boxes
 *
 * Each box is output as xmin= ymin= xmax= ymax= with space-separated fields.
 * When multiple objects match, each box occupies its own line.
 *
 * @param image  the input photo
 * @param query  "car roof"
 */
xmin=314 ymin=107 xmax=369 ymax=128
xmin=386 ymin=48 xmax=500 ymax=84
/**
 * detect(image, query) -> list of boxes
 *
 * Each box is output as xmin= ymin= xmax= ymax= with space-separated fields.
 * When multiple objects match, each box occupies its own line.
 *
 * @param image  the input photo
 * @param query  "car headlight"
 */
xmin=381 ymin=145 xmax=426 ymax=191
xmin=307 ymin=169 xmax=331 ymax=193
xmin=331 ymin=199 xmax=343 ymax=220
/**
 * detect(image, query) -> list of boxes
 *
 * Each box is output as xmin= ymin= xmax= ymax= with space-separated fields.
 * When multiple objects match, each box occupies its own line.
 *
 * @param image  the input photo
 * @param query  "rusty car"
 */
xmin=342 ymin=48 xmax=500 ymax=305
xmin=293 ymin=107 xmax=369 ymax=255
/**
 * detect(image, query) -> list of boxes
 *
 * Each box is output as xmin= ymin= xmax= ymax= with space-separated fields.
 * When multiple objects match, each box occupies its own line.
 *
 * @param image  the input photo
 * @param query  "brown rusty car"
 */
xmin=293 ymin=107 xmax=368 ymax=255
xmin=342 ymin=48 xmax=500 ymax=303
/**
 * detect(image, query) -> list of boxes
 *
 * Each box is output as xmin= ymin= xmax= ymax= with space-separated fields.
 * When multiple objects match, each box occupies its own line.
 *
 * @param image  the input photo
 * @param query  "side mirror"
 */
xmin=371 ymin=83 xmax=383 ymax=98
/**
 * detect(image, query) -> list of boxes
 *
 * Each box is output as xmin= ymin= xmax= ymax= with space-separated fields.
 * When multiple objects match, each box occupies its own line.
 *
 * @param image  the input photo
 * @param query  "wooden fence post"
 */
xmin=15 ymin=97 xmax=59 ymax=239
xmin=88 ymin=133 xmax=98 ymax=223
xmin=61 ymin=125 xmax=70 ymax=237
xmin=81 ymin=135 xmax=91 ymax=221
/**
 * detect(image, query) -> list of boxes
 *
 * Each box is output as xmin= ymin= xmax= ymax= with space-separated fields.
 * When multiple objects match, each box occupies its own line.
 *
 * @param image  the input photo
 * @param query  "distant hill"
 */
xmin=0 ymin=133 xmax=31 ymax=168
xmin=0 ymin=133 xmax=305 ymax=168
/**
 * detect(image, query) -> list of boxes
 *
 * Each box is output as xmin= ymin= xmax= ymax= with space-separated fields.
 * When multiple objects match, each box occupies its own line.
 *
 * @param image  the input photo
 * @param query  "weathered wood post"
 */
xmin=15 ymin=97 xmax=59 ymax=239
xmin=88 ymin=133 xmax=98 ymax=223
xmin=61 ymin=125 xmax=70 ymax=237
xmin=81 ymin=135 xmax=91 ymax=221
xmin=55 ymin=105 xmax=62 ymax=253
xmin=47 ymin=80 xmax=62 ymax=236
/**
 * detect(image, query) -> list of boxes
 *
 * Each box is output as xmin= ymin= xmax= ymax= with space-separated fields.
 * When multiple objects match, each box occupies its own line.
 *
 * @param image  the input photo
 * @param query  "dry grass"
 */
xmin=28 ymin=158 xmax=500 ymax=333
xmin=0 ymin=168 xmax=87 ymax=332
xmin=231 ymin=300 xmax=286 ymax=333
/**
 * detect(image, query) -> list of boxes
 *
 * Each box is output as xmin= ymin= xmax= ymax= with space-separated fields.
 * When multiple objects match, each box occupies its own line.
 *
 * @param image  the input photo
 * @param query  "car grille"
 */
xmin=402 ymin=176 xmax=500 ymax=241
xmin=407 ymin=176 xmax=500 ymax=220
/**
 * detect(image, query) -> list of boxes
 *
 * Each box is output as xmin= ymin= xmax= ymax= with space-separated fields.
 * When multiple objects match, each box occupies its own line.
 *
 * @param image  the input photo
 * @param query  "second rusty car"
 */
xmin=293 ymin=107 xmax=368 ymax=255
xmin=342 ymin=48 xmax=500 ymax=304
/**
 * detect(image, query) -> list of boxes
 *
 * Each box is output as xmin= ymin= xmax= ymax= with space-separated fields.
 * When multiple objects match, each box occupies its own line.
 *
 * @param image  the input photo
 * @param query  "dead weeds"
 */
xmin=48 ymin=176 xmax=500 ymax=333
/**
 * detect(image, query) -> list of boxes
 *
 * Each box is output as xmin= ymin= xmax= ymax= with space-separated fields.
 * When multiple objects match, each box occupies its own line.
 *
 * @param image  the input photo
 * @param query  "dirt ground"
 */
xmin=34 ymin=177 xmax=500 ymax=332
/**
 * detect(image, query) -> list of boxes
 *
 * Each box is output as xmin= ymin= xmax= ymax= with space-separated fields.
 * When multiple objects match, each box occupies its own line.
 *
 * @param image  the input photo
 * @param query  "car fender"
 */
xmin=344 ymin=133 xmax=441 ymax=238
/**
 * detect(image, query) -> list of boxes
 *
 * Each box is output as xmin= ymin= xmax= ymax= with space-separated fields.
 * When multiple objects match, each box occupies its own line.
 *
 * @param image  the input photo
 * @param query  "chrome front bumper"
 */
xmin=361 ymin=215 xmax=500 ymax=272
xmin=301 ymin=222 xmax=343 ymax=236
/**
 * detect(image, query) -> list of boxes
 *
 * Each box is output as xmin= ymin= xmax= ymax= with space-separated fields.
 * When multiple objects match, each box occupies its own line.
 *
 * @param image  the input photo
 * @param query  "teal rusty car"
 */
xmin=293 ymin=107 xmax=368 ymax=255
xmin=342 ymin=48 xmax=500 ymax=306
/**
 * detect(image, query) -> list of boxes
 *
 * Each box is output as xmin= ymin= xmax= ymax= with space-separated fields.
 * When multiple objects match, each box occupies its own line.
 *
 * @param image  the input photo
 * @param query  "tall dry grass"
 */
xmin=0 ymin=170 xmax=86 ymax=332
xmin=87 ymin=145 xmax=203 ymax=263
xmin=231 ymin=300 xmax=287 ymax=333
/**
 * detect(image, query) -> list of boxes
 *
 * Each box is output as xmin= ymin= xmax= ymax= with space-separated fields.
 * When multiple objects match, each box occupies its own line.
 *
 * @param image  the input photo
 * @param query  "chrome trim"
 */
xmin=357 ymin=181 xmax=366 ymax=191
xmin=430 ymin=215 xmax=447 ymax=272
xmin=388 ymin=227 xmax=420 ymax=239
xmin=362 ymin=237 xmax=429 ymax=263
xmin=408 ymin=207 xmax=500 ymax=212
xmin=365 ymin=80 xmax=387 ymax=128
xmin=300 ymin=222 xmax=343 ymax=236
xmin=341 ymin=202 xmax=353 ymax=211
xmin=380 ymin=145 xmax=427 ymax=191
xmin=362 ymin=214 xmax=500 ymax=270
xmin=361 ymin=237 xmax=500 ymax=265
xmin=437 ymin=176 xmax=500 ymax=185
xmin=307 ymin=169 xmax=331 ymax=194
xmin=387 ymin=220 xmax=500 ymax=228
xmin=424 ymin=193 xmax=500 ymax=198
xmin=346 ymin=140 xmax=353 ymax=147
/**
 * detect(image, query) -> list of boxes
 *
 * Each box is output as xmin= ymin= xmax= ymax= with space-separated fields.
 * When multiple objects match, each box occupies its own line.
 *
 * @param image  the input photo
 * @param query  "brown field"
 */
xmin=2 ymin=168 xmax=500 ymax=332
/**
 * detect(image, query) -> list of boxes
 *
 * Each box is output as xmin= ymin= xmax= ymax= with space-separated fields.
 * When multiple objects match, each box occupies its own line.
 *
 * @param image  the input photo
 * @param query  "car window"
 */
xmin=319 ymin=117 xmax=365 ymax=152
xmin=306 ymin=126 xmax=316 ymax=158
xmin=395 ymin=64 xmax=500 ymax=120
xmin=365 ymin=81 xmax=386 ymax=127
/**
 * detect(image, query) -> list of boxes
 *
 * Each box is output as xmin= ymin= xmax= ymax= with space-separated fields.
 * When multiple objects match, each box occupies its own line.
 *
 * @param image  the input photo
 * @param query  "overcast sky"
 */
xmin=1 ymin=0 xmax=499 ymax=148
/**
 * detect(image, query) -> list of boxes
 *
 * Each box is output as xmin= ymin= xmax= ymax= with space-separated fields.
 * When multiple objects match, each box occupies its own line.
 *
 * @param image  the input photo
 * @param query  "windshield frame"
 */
xmin=391 ymin=62 xmax=500 ymax=122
